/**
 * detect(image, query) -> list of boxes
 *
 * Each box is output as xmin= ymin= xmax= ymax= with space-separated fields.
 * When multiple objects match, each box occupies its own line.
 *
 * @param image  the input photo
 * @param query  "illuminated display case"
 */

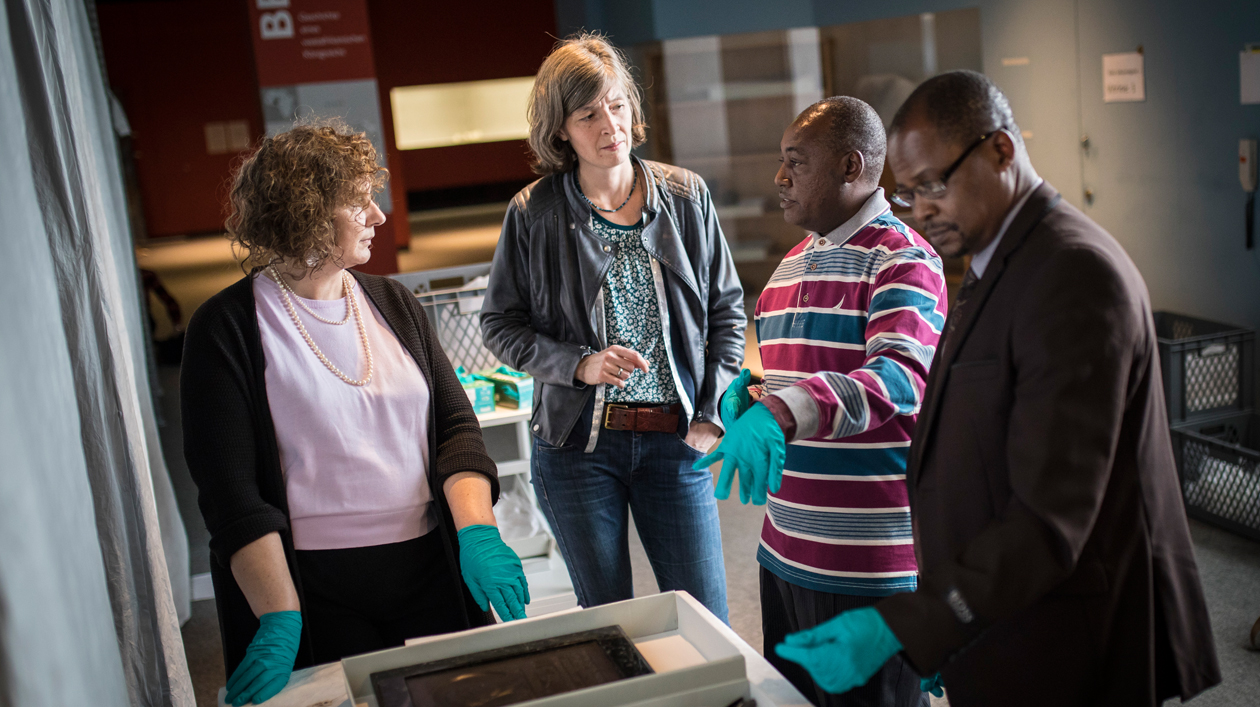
xmin=390 ymin=77 xmax=535 ymax=150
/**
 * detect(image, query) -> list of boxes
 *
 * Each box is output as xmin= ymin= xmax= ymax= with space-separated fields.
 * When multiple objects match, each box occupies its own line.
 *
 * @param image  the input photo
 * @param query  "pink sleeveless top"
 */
xmin=253 ymin=273 xmax=435 ymax=550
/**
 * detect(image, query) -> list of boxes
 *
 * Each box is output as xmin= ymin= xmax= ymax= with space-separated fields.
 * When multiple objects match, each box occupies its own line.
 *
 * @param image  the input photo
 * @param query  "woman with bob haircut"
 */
xmin=481 ymin=33 xmax=746 ymax=622
xmin=182 ymin=122 xmax=529 ymax=706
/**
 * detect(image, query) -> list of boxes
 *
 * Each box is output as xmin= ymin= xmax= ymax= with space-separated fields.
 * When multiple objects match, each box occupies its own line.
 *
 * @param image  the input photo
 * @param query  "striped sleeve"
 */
xmin=770 ymin=243 xmax=946 ymax=441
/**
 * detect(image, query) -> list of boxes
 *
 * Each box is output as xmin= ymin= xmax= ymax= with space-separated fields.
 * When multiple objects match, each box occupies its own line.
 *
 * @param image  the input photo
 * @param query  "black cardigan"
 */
xmin=180 ymin=269 xmax=498 ymax=675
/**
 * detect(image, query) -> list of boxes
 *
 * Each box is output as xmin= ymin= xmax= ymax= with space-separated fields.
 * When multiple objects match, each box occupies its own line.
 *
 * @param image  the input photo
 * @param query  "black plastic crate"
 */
xmin=1154 ymin=312 xmax=1255 ymax=425
xmin=1170 ymin=413 xmax=1260 ymax=541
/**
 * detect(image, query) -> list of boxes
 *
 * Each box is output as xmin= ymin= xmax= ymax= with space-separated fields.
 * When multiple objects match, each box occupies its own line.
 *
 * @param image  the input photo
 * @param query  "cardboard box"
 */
xmin=476 ymin=367 xmax=534 ymax=409
xmin=456 ymin=365 xmax=496 ymax=414
xmin=462 ymin=379 xmax=496 ymax=414
xmin=342 ymin=592 xmax=748 ymax=707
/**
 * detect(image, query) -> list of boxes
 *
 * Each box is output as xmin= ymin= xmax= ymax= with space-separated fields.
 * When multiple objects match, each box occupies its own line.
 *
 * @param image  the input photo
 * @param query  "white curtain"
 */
xmin=0 ymin=0 xmax=193 ymax=705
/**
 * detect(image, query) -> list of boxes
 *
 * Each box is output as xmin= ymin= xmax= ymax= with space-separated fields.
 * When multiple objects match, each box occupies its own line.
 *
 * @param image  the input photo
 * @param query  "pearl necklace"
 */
xmin=269 ymin=267 xmax=351 ymax=325
xmin=269 ymin=266 xmax=373 ymax=386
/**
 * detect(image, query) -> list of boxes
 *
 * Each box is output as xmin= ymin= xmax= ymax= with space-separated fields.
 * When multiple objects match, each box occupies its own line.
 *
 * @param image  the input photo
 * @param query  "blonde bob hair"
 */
xmin=527 ymin=32 xmax=647 ymax=175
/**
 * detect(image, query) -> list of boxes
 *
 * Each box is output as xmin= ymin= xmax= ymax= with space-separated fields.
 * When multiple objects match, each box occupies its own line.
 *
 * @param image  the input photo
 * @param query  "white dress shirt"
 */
xmin=969 ymin=178 xmax=1043 ymax=278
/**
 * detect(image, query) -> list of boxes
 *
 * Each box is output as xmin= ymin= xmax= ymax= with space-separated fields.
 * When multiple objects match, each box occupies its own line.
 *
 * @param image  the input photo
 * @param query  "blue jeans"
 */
xmin=530 ymin=423 xmax=729 ymax=623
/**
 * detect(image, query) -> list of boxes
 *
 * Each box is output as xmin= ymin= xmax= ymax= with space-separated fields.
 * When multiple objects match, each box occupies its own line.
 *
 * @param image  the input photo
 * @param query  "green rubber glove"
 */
xmin=224 ymin=610 xmax=301 ymax=706
xmin=774 ymin=607 xmax=902 ymax=695
xmin=694 ymin=403 xmax=785 ymax=505
xmin=921 ymin=672 xmax=944 ymax=697
xmin=720 ymin=368 xmax=752 ymax=429
xmin=458 ymin=524 xmax=530 ymax=621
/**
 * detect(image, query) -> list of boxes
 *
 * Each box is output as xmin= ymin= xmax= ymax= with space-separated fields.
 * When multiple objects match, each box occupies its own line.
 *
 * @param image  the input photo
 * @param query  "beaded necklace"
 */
xmin=268 ymin=266 xmax=374 ymax=386
xmin=577 ymin=166 xmax=637 ymax=213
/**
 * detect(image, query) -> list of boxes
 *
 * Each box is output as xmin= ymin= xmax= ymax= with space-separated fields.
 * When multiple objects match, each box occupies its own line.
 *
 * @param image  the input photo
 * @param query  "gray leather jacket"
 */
xmin=481 ymin=157 xmax=746 ymax=449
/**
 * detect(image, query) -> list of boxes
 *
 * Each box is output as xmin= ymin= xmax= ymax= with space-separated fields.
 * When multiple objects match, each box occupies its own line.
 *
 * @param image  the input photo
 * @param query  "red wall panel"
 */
xmin=400 ymin=141 xmax=537 ymax=192
xmin=98 ymin=1 xmax=556 ymax=239
xmin=99 ymin=1 xmax=263 ymax=238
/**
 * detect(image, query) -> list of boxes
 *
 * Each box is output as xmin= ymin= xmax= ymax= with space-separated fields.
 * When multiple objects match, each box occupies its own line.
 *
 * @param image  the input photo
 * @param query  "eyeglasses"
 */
xmin=890 ymin=130 xmax=999 ymax=208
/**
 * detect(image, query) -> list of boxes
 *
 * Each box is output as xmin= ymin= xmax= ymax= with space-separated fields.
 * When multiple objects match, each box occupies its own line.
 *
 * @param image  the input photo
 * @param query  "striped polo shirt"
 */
xmin=755 ymin=189 xmax=946 ymax=596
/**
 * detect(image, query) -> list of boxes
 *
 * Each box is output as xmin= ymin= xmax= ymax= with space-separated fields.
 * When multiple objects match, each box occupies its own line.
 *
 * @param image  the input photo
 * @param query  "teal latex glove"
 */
xmin=694 ymin=403 xmax=785 ymax=505
xmin=224 ymin=610 xmax=301 ymax=706
xmin=774 ymin=607 xmax=902 ymax=695
xmin=920 ymin=672 xmax=944 ymax=697
xmin=720 ymin=368 xmax=752 ymax=429
xmin=458 ymin=524 xmax=530 ymax=621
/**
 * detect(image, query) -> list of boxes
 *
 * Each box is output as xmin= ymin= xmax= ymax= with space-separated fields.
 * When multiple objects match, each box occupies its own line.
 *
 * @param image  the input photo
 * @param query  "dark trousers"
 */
xmin=295 ymin=529 xmax=468 ymax=664
xmin=762 ymin=567 xmax=929 ymax=707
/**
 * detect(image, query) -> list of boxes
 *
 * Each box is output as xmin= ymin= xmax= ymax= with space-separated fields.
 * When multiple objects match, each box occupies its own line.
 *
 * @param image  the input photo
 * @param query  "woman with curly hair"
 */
xmin=181 ymin=122 xmax=528 ymax=706
xmin=481 ymin=33 xmax=745 ymax=621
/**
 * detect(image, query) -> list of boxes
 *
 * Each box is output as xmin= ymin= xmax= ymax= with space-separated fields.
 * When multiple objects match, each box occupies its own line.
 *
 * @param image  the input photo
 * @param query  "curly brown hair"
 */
xmin=226 ymin=120 xmax=387 ymax=273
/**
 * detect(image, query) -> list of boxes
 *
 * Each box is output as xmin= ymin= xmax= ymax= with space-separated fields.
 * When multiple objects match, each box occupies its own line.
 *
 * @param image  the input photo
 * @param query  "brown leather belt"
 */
xmin=603 ymin=403 xmax=682 ymax=432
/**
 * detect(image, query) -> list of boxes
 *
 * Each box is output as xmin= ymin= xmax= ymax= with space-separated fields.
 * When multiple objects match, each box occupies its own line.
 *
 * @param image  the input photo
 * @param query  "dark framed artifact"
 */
xmin=370 ymin=626 xmax=655 ymax=707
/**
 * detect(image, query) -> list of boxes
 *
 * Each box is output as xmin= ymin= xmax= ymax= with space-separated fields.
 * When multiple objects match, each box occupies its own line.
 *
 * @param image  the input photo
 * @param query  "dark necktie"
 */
xmin=943 ymin=267 xmax=979 ymax=347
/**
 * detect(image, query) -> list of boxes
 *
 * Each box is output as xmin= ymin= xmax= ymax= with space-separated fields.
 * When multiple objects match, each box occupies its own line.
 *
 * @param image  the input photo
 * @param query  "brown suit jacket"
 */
xmin=876 ymin=183 xmax=1220 ymax=705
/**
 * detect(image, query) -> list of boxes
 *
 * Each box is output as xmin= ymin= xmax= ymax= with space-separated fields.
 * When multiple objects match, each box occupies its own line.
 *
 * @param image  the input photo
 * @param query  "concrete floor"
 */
xmin=149 ymin=208 xmax=1260 ymax=706
xmin=1185 ymin=520 xmax=1260 ymax=706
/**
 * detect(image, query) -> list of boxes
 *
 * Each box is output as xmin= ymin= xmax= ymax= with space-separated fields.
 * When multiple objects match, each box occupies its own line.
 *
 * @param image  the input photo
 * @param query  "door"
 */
xmin=1075 ymin=0 xmax=1260 ymax=327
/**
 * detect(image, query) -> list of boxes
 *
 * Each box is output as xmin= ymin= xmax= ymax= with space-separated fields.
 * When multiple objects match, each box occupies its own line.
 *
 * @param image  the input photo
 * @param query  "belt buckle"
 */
xmin=604 ymin=403 xmax=630 ymax=429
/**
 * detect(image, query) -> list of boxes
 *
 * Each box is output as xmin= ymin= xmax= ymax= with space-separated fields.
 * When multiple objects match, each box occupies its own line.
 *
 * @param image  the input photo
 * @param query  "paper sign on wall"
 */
xmin=1242 ymin=47 xmax=1260 ymax=105
xmin=1103 ymin=52 xmax=1145 ymax=103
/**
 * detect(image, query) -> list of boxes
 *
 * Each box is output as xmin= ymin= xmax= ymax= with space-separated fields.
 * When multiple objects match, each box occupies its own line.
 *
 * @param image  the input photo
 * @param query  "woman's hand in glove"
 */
xmin=457 ymin=524 xmax=530 ymax=621
xmin=224 ymin=610 xmax=302 ymax=706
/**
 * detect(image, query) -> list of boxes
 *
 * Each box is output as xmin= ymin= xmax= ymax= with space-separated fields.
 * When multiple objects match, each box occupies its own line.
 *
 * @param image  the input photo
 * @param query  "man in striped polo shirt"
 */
xmin=698 ymin=97 xmax=946 ymax=706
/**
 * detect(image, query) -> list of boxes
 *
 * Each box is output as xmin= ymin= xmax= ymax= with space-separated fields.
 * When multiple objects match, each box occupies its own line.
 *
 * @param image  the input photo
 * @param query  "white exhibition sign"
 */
xmin=1241 ymin=47 xmax=1260 ymax=105
xmin=1103 ymin=51 xmax=1145 ymax=103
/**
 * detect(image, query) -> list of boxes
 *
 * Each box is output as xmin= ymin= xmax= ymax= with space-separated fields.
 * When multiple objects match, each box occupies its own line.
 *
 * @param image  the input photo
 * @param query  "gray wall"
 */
xmin=1073 ymin=0 xmax=1260 ymax=335
xmin=2 ymin=0 xmax=194 ymax=703
xmin=0 ymin=3 xmax=131 ymax=702
xmin=559 ymin=0 xmax=1260 ymax=335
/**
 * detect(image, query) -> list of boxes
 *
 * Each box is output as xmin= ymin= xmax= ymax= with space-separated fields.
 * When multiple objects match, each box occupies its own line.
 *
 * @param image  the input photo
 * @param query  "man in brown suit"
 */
xmin=773 ymin=71 xmax=1220 ymax=705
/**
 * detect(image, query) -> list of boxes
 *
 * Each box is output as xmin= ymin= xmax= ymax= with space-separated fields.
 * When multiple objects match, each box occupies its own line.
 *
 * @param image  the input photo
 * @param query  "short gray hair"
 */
xmin=527 ymin=32 xmax=647 ymax=175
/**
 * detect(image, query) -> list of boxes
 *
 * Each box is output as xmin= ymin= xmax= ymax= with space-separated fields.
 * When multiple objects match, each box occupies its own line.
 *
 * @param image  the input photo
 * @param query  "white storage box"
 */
xmin=341 ymin=592 xmax=749 ymax=707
